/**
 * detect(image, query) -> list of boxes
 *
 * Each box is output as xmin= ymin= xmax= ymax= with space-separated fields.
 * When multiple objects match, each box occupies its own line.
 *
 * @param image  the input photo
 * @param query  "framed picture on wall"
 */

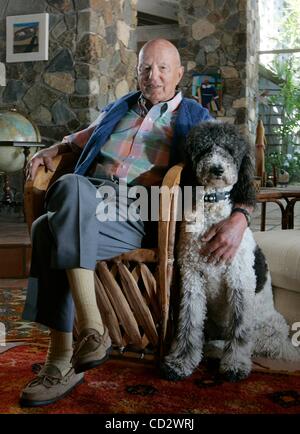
xmin=192 ymin=73 xmax=224 ymax=114
xmin=6 ymin=13 xmax=49 ymax=63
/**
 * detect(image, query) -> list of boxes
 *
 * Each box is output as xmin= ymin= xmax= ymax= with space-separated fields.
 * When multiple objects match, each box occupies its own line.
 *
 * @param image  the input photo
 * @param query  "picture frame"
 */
xmin=6 ymin=13 xmax=49 ymax=63
xmin=192 ymin=73 xmax=224 ymax=114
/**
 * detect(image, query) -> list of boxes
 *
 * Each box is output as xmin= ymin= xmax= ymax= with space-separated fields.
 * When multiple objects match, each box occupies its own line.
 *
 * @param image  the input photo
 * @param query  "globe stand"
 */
xmin=0 ymin=142 xmax=45 ymax=217
xmin=0 ymin=172 xmax=22 ymax=218
xmin=2 ymin=173 xmax=14 ymax=205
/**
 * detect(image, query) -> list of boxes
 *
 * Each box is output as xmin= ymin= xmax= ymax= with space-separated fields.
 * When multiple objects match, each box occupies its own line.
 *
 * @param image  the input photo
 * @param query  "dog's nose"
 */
xmin=210 ymin=165 xmax=224 ymax=176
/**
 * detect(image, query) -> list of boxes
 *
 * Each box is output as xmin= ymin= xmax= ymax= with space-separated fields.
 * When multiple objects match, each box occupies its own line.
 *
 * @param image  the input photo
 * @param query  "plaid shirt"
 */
xmin=63 ymin=92 xmax=182 ymax=186
xmin=62 ymin=112 xmax=105 ymax=153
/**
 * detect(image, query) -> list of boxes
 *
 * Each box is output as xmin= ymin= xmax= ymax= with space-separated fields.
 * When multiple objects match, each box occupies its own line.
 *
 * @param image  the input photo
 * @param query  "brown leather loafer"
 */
xmin=19 ymin=364 xmax=84 ymax=407
xmin=72 ymin=327 xmax=112 ymax=374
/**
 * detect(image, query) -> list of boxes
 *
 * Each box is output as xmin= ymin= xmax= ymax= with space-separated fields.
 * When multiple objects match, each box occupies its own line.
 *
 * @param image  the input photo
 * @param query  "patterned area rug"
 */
xmin=0 ymin=345 xmax=299 ymax=414
xmin=0 ymin=287 xmax=49 ymax=346
xmin=1 ymin=284 xmax=299 ymax=414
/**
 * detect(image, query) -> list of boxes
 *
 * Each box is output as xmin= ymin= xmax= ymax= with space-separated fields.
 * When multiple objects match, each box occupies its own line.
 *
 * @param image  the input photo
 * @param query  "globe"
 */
xmin=0 ymin=109 xmax=41 ymax=173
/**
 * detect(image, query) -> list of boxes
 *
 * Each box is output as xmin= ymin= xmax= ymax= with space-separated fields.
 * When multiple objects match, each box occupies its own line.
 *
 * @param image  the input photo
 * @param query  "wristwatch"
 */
xmin=231 ymin=207 xmax=251 ymax=226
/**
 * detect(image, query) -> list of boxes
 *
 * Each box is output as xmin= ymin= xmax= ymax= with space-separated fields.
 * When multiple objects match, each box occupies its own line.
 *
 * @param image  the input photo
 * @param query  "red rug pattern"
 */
xmin=0 ymin=345 xmax=299 ymax=414
xmin=0 ymin=287 xmax=49 ymax=344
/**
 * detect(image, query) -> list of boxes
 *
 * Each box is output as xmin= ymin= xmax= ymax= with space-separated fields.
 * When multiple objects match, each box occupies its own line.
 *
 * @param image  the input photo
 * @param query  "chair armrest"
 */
xmin=158 ymin=163 xmax=184 ymax=346
xmin=24 ymin=152 xmax=79 ymax=233
xmin=158 ymin=162 xmax=184 ymax=258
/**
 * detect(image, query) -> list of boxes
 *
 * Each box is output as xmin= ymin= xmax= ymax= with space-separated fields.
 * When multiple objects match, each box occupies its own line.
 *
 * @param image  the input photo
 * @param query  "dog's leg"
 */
xmin=220 ymin=269 xmax=255 ymax=382
xmin=161 ymin=267 xmax=206 ymax=381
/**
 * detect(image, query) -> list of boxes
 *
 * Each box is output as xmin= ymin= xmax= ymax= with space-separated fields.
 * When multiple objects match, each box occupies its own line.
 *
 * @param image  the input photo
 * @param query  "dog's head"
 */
xmin=185 ymin=121 xmax=250 ymax=189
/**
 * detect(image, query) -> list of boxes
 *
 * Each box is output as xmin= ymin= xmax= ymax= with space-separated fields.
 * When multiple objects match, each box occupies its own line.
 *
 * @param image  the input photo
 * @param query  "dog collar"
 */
xmin=204 ymin=191 xmax=231 ymax=203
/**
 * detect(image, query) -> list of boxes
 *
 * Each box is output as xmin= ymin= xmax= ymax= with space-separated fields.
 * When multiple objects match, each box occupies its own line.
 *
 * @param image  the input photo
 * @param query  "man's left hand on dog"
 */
xmin=200 ymin=210 xmax=250 ymax=263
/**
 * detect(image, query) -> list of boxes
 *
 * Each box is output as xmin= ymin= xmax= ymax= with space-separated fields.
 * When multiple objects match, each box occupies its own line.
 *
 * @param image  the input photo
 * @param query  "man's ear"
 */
xmin=177 ymin=66 xmax=185 ymax=85
xmin=136 ymin=65 xmax=141 ymax=90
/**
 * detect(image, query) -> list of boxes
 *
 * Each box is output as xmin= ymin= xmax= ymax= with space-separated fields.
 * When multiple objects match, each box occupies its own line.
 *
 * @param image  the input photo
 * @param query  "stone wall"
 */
xmin=0 ymin=0 xmax=259 ymax=144
xmin=0 ymin=0 xmax=259 ymax=211
xmin=177 ymin=0 xmax=259 ymax=144
xmin=0 ymin=0 xmax=137 ymax=214
xmin=0 ymin=0 xmax=138 ymax=146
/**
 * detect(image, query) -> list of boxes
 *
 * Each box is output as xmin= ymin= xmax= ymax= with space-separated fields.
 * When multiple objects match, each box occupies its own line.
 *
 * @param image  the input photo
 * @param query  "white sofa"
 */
xmin=253 ymin=229 xmax=300 ymax=326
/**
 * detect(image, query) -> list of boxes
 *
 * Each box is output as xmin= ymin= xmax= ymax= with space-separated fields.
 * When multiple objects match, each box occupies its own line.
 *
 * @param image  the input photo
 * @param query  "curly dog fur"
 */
xmin=162 ymin=122 xmax=299 ymax=382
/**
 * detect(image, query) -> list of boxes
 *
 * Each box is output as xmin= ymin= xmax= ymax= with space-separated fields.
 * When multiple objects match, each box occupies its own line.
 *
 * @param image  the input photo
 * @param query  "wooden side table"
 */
xmin=256 ymin=187 xmax=300 ymax=231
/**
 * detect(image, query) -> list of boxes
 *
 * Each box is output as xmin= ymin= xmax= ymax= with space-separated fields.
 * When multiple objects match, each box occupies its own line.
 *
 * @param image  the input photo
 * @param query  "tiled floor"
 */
xmin=252 ymin=199 xmax=300 ymax=232
xmin=0 ymin=196 xmax=300 ymax=244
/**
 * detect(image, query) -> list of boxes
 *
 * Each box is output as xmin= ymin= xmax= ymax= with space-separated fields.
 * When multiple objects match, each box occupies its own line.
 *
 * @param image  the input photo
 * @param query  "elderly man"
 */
xmin=20 ymin=39 xmax=251 ymax=407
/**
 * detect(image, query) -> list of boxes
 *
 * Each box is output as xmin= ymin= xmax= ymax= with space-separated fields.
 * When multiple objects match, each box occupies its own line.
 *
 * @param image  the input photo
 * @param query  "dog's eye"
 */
xmin=194 ymin=150 xmax=209 ymax=161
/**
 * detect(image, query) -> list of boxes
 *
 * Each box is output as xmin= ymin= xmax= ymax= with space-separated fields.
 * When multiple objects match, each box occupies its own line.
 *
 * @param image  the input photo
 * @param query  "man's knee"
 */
xmin=46 ymin=173 xmax=83 ymax=210
xmin=31 ymin=214 xmax=52 ymax=246
xmin=51 ymin=173 xmax=81 ymax=195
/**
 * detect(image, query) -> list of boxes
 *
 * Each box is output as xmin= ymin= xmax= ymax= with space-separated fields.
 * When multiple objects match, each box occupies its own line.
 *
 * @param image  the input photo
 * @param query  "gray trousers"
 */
xmin=22 ymin=174 xmax=145 ymax=332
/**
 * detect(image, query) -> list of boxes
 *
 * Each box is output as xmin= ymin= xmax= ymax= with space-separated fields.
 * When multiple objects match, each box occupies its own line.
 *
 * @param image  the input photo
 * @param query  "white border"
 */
xmin=6 ymin=13 xmax=49 ymax=63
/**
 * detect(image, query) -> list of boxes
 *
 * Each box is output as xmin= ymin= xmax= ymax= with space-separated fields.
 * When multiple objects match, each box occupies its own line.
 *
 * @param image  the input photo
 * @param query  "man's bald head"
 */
xmin=137 ymin=39 xmax=184 ymax=105
xmin=138 ymin=39 xmax=182 ymax=67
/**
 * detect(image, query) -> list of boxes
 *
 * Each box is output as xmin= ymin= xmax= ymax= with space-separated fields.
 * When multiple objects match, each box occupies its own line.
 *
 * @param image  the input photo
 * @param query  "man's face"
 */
xmin=137 ymin=42 xmax=184 ymax=105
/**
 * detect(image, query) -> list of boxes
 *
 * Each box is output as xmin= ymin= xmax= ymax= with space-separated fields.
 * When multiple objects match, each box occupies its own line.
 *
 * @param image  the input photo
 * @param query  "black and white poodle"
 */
xmin=162 ymin=121 xmax=299 ymax=382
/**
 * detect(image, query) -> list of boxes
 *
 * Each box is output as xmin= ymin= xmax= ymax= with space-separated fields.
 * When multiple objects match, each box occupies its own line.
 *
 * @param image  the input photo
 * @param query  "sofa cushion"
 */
xmin=272 ymin=286 xmax=300 ymax=326
xmin=253 ymin=229 xmax=300 ymax=294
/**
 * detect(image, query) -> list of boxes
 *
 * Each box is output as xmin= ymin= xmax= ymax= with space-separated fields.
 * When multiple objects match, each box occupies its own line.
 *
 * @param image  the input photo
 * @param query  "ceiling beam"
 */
xmin=137 ymin=0 xmax=178 ymax=22
xmin=136 ymin=24 xmax=180 ymax=42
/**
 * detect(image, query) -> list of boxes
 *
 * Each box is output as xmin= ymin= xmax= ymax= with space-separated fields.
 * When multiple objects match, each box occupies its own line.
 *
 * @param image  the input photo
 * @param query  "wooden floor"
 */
xmin=0 ymin=219 xmax=31 ymax=279
xmin=0 ymin=222 xmax=30 ymax=245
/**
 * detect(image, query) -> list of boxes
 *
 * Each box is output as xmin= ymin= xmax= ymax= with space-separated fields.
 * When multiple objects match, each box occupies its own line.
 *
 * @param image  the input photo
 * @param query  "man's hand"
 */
xmin=26 ymin=143 xmax=69 ymax=181
xmin=199 ymin=212 xmax=248 ymax=264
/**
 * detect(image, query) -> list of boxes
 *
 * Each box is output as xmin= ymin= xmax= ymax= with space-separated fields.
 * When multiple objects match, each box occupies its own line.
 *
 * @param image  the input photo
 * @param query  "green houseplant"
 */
xmin=268 ymin=56 xmax=300 ymax=156
xmin=265 ymin=57 xmax=300 ymax=184
xmin=264 ymin=0 xmax=300 ymax=183
xmin=265 ymin=151 xmax=300 ymax=183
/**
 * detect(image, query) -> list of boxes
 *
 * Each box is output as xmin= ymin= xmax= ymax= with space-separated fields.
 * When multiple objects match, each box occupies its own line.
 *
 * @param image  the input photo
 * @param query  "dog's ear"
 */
xmin=181 ymin=158 xmax=197 ymax=186
xmin=230 ymin=152 xmax=256 ymax=207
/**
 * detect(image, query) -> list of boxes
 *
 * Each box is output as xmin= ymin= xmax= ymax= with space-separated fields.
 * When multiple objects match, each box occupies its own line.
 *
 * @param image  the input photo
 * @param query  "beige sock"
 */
xmin=66 ymin=268 xmax=104 ymax=335
xmin=44 ymin=329 xmax=73 ymax=376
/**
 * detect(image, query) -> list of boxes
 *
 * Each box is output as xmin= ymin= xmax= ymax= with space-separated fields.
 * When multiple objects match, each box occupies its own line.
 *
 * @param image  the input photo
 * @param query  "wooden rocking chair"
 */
xmin=24 ymin=153 xmax=183 ymax=363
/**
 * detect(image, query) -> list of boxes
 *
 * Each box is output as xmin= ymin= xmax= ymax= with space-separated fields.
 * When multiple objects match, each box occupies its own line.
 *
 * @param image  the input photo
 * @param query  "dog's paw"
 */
xmin=222 ymin=369 xmax=250 ymax=382
xmin=160 ymin=363 xmax=185 ymax=381
xmin=219 ymin=356 xmax=252 ymax=382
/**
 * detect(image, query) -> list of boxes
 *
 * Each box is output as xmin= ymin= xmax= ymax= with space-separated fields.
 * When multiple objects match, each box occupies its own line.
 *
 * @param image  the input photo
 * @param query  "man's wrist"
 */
xmin=231 ymin=207 xmax=251 ymax=227
xmin=56 ymin=142 xmax=73 ymax=155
